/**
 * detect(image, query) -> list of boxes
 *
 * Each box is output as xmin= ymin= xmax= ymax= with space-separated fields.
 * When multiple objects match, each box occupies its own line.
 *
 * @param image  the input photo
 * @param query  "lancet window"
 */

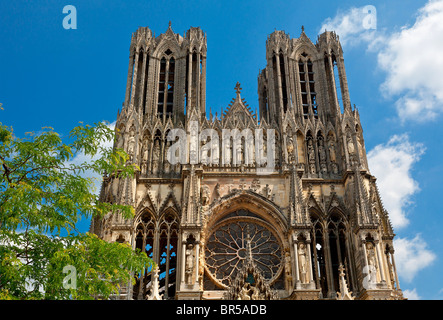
xmin=133 ymin=211 xmax=179 ymax=300
xmin=309 ymin=211 xmax=354 ymax=298
xmin=157 ymin=52 xmax=176 ymax=120
xmin=298 ymin=54 xmax=318 ymax=119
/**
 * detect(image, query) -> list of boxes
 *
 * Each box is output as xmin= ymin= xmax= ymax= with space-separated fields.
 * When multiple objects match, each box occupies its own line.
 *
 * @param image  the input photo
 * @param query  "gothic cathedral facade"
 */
xmin=90 ymin=24 xmax=404 ymax=300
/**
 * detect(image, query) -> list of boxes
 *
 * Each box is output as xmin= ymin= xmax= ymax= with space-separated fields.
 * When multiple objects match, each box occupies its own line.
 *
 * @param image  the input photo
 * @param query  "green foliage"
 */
xmin=0 ymin=121 xmax=151 ymax=299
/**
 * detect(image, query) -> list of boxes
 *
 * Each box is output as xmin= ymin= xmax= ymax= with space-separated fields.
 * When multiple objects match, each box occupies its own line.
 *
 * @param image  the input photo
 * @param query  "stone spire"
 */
xmin=336 ymin=264 xmax=354 ymax=300
xmin=147 ymin=264 xmax=163 ymax=300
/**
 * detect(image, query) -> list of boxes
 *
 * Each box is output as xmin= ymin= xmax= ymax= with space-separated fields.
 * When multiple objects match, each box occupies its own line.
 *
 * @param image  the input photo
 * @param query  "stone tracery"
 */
xmin=90 ymin=24 xmax=405 ymax=301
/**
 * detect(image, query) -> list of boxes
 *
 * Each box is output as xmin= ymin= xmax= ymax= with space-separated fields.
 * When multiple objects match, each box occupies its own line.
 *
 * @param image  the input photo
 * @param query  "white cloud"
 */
xmin=367 ymin=134 xmax=425 ymax=229
xmin=377 ymin=0 xmax=443 ymax=122
xmin=320 ymin=0 xmax=443 ymax=122
xmin=366 ymin=135 xmax=435 ymax=286
xmin=319 ymin=5 xmax=380 ymax=47
xmin=394 ymin=234 xmax=436 ymax=283
xmin=403 ymin=288 xmax=421 ymax=300
xmin=66 ymin=121 xmax=116 ymax=195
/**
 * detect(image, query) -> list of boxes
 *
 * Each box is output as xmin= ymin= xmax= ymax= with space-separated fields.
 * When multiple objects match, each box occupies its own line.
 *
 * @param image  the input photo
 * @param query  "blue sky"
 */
xmin=1 ymin=0 xmax=443 ymax=300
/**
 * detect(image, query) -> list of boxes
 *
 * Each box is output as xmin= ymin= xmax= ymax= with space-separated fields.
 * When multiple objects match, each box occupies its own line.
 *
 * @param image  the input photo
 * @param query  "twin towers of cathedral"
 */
xmin=116 ymin=23 xmax=365 ymax=174
xmin=92 ymin=23 xmax=404 ymax=300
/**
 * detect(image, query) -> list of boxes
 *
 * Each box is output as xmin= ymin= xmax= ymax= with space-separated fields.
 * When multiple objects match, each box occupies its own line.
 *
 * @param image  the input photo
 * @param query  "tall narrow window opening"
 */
xmin=129 ymin=52 xmax=136 ymax=105
xmin=134 ymin=50 xmax=144 ymax=110
xmin=133 ymin=213 xmax=155 ymax=300
xmin=332 ymin=54 xmax=344 ymax=113
xmin=142 ymin=53 xmax=149 ymax=115
xmin=299 ymin=60 xmax=309 ymax=118
xmin=158 ymin=212 xmax=179 ymax=299
xmin=307 ymin=60 xmax=318 ymax=118
xmin=311 ymin=214 xmax=328 ymax=298
xmin=192 ymin=52 xmax=198 ymax=108
xmin=262 ymin=87 xmax=268 ymax=122
xmin=166 ymin=58 xmax=175 ymax=118
xmin=157 ymin=57 xmax=166 ymax=117
xmin=272 ymin=54 xmax=279 ymax=115
xmin=184 ymin=54 xmax=189 ymax=114
xmin=279 ymin=53 xmax=288 ymax=113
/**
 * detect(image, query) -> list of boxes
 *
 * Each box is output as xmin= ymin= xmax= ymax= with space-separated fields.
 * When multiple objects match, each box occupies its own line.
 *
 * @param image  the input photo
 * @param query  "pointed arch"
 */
xmin=309 ymin=209 xmax=328 ymax=298
xmin=133 ymin=209 xmax=156 ymax=299
xmin=152 ymin=38 xmax=182 ymax=59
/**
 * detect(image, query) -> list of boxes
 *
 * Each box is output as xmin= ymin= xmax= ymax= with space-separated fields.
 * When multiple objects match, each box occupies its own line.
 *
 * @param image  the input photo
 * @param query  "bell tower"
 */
xmin=123 ymin=23 xmax=207 ymax=126
xmin=257 ymin=27 xmax=403 ymax=300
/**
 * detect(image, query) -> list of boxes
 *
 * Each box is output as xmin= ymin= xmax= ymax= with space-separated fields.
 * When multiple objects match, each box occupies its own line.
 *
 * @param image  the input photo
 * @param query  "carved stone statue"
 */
xmin=250 ymin=178 xmax=260 ymax=192
xmin=320 ymin=163 xmax=327 ymax=174
xmin=328 ymin=139 xmax=336 ymax=163
xmin=142 ymin=145 xmax=148 ymax=174
xmin=163 ymin=141 xmax=171 ymax=174
xmin=201 ymin=185 xmax=211 ymax=206
xmin=200 ymin=138 xmax=208 ymax=165
xmin=251 ymin=286 xmax=261 ymax=300
xmin=318 ymin=140 xmax=326 ymax=162
xmin=347 ymin=135 xmax=355 ymax=155
xmin=164 ymin=159 xmax=171 ymax=174
xmin=298 ymin=242 xmax=309 ymax=284
xmin=238 ymin=284 xmax=251 ymax=300
xmin=371 ymin=201 xmax=379 ymax=221
xmin=189 ymin=123 xmax=199 ymax=164
xmin=331 ymin=162 xmax=339 ymax=174
xmin=235 ymin=142 xmax=243 ymax=165
xmin=308 ymin=139 xmax=315 ymax=162
xmin=285 ymin=251 xmax=292 ymax=288
xmin=116 ymin=131 xmax=124 ymax=150
xmin=152 ymin=140 xmax=160 ymax=174
xmin=310 ymin=162 xmax=316 ymax=174
xmin=214 ymin=183 xmax=221 ymax=199
xmin=224 ymin=138 xmax=231 ymax=165
xmin=264 ymin=184 xmax=272 ymax=199
xmin=127 ymin=127 xmax=136 ymax=161
xmin=367 ymin=243 xmax=377 ymax=269
xmin=212 ymin=136 xmax=220 ymax=165
xmin=366 ymin=242 xmax=378 ymax=284
xmin=185 ymin=243 xmax=195 ymax=285
xmin=287 ymin=137 xmax=295 ymax=163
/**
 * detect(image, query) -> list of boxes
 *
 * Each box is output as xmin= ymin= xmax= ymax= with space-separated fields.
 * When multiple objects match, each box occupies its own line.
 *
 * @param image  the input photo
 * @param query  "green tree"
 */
xmin=0 ymin=120 xmax=152 ymax=299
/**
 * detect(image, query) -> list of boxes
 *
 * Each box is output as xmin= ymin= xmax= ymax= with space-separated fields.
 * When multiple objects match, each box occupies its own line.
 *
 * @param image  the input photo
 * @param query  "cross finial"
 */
xmin=338 ymin=264 xmax=345 ymax=276
xmin=168 ymin=21 xmax=172 ymax=28
xmin=235 ymin=82 xmax=242 ymax=95
xmin=301 ymin=25 xmax=305 ymax=32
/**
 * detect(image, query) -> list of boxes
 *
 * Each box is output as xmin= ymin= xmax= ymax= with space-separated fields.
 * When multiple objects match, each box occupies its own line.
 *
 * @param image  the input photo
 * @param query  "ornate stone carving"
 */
xmin=223 ymin=228 xmax=278 ymax=300
xmin=92 ymin=25 xmax=404 ymax=301
xmin=328 ymin=138 xmax=336 ymax=163
xmin=201 ymin=185 xmax=211 ymax=206
xmin=298 ymin=242 xmax=309 ymax=284
xmin=185 ymin=243 xmax=195 ymax=286
xmin=287 ymin=137 xmax=295 ymax=164
xmin=336 ymin=264 xmax=354 ymax=300
xmin=250 ymin=178 xmax=260 ymax=192
xmin=152 ymin=140 xmax=160 ymax=174
xmin=127 ymin=125 xmax=136 ymax=161
xmin=366 ymin=242 xmax=378 ymax=285
xmin=147 ymin=265 xmax=163 ymax=300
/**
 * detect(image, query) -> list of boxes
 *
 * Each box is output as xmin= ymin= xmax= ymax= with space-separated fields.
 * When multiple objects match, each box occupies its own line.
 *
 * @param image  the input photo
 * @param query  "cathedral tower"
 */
xmin=91 ymin=25 xmax=404 ymax=301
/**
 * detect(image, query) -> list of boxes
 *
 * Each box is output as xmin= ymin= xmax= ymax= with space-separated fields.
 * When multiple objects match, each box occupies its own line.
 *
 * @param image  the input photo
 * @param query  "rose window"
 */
xmin=204 ymin=212 xmax=283 ymax=288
